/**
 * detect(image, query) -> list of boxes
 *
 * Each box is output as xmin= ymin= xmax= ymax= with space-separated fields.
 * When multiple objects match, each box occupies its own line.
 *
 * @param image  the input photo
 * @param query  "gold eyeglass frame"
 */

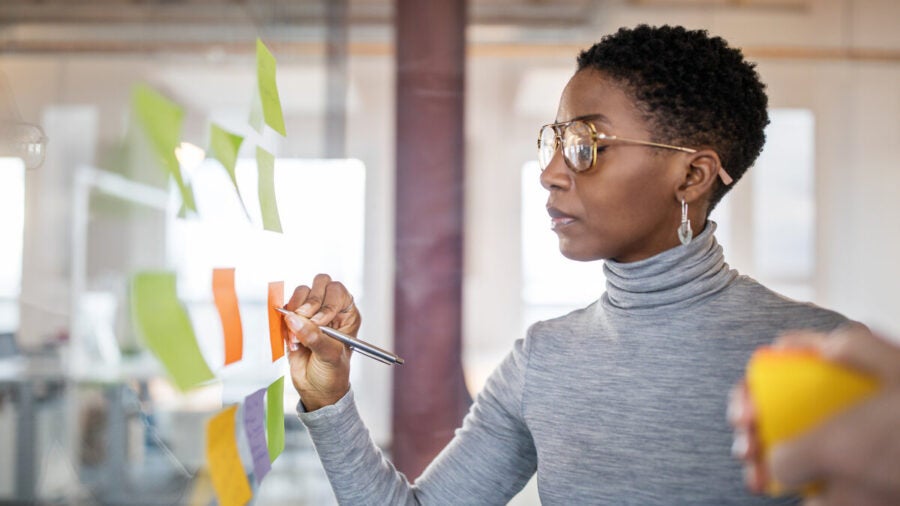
xmin=537 ymin=118 xmax=733 ymax=185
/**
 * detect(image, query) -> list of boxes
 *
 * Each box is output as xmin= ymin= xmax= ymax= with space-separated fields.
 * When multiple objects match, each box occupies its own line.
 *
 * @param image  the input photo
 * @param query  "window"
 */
xmin=167 ymin=158 xmax=366 ymax=395
xmin=0 ymin=158 xmax=25 ymax=333
xmin=716 ymin=109 xmax=816 ymax=302
xmin=520 ymin=161 xmax=605 ymax=335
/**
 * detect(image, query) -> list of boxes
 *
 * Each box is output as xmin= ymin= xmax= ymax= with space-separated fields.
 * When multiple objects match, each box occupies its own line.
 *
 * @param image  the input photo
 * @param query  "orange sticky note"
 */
xmin=213 ymin=268 xmax=243 ymax=365
xmin=206 ymin=405 xmax=252 ymax=506
xmin=747 ymin=347 xmax=881 ymax=495
xmin=268 ymin=281 xmax=285 ymax=361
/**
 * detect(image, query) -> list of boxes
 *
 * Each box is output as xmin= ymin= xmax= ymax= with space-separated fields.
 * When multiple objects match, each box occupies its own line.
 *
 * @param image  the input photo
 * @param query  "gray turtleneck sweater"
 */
xmin=298 ymin=223 xmax=847 ymax=505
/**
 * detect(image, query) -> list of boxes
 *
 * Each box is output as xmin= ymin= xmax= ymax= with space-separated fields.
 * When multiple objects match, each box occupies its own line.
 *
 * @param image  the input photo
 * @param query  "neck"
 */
xmin=602 ymin=221 xmax=736 ymax=311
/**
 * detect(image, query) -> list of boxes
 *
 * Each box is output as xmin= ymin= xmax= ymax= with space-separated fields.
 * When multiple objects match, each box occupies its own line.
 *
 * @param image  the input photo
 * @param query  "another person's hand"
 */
xmin=282 ymin=274 xmax=361 ymax=411
xmin=729 ymin=324 xmax=900 ymax=505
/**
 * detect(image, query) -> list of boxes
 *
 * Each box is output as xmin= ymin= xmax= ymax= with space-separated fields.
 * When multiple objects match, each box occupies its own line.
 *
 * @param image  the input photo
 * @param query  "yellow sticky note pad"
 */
xmin=207 ymin=405 xmax=252 ymax=506
xmin=746 ymin=347 xmax=880 ymax=495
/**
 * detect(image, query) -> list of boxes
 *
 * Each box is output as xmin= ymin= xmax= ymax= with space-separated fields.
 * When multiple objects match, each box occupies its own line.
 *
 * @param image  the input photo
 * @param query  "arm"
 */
xmin=299 ymin=339 xmax=536 ymax=505
xmin=284 ymin=275 xmax=536 ymax=504
xmin=730 ymin=324 xmax=900 ymax=505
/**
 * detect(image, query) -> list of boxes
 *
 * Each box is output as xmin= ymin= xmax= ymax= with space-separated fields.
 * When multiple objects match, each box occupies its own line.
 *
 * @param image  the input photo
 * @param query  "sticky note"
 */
xmin=131 ymin=271 xmax=214 ymax=391
xmin=131 ymin=84 xmax=197 ymax=214
xmin=206 ymin=405 xmax=252 ymax=506
xmin=267 ymin=281 xmax=285 ymax=362
xmin=208 ymin=124 xmax=250 ymax=219
xmin=243 ymin=388 xmax=271 ymax=483
xmin=256 ymin=147 xmax=282 ymax=233
xmin=212 ymin=268 xmax=243 ymax=366
xmin=253 ymin=38 xmax=286 ymax=136
xmin=266 ymin=376 xmax=285 ymax=462
xmin=746 ymin=347 xmax=881 ymax=495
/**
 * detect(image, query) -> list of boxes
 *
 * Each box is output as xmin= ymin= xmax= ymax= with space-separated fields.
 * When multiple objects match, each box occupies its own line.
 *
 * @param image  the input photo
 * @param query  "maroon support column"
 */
xmin=392 ymin=0 xmax=471 ymax=479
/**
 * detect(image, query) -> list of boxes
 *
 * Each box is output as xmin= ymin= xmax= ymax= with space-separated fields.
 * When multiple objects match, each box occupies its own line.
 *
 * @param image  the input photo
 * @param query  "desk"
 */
xmin=0 ymin=352 xmax=165 ymax=503
xmin=0 ymin=355 xmax=66 ymax=502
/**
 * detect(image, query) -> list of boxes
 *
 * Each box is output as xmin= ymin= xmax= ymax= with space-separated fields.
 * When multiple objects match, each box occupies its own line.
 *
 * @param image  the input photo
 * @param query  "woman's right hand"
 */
xmin=282 ymin=274 xmax=361 ymax=411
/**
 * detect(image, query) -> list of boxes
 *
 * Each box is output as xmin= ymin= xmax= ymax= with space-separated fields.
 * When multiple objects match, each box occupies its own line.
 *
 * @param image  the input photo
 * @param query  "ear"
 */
xmin=676 ymin=149 xmax=722 ymax=206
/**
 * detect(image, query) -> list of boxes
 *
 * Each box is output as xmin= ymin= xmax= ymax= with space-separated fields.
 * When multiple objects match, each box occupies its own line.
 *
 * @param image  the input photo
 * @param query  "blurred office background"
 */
xmin=0 ymin=0 xmax=898 ymax=504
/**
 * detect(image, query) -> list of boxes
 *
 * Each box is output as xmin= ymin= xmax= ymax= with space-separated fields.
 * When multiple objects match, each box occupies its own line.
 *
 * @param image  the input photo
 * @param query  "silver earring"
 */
xmin=678 ymin=197 xmax=693 ymax=246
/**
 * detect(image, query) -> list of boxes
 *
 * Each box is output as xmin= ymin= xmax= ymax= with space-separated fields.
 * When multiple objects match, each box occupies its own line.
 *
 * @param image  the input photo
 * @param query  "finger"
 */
xmin=821 ymin=324 xmax=900 ymax=383
xmin=296 ymin=274 xmax=332 ymax=318
xmin=282 ymin=311 xmax=344 ymax=362
xmin=743 ymin=462 xmax=766 ymax=495
xmin=809 ymin=480 xmax=897 ymax=506
xmin=285 ymin=285 xmax=311 ymax=312
xmin=310 ymin=280 xmax=350 ymax=326
xmin=727 ymin=381 xmax=755 ymax=428
xmin=768 ymin=429 xmax=826 ymax=492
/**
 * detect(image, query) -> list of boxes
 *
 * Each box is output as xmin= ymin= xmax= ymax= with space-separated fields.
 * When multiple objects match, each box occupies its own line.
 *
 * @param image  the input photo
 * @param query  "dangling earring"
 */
xmin=678 ymin=197 xmax=693 ymax=246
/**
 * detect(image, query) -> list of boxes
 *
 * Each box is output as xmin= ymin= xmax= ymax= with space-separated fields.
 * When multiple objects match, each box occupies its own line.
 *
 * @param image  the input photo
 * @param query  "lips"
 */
xmin=547 ymin=206 xmax=576 ymax=229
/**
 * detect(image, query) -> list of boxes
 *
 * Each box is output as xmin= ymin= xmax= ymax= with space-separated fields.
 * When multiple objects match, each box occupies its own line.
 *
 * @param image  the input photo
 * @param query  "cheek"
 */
xmin=579 ymin=170 xmax=662 ymax=225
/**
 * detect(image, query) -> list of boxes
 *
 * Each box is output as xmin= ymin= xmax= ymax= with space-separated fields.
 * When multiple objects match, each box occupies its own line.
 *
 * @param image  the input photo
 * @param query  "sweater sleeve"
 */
xmin=298 ymin=337 xmax=537 ymax=505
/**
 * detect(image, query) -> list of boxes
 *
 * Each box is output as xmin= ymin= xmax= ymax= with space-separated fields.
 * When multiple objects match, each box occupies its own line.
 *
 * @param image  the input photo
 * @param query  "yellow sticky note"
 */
xmin=208 ymin=124 xmax=250 ymax=219
xmin=256 ymin=146 xmax=282 ymax=233
xmin=131 ymin=84 xmax=197 ymax=214
xmin=253 ymin=38 xmax=286 ymax=136
xmin=746 ymin=347 xmax=881 ymax=495
xmin=131 ymin=271 xmax=214 ymax=391
xmin=265 ymin=376 xmax=285 ymax=462
xmin=206 ymin=405 xmax=252 ymax=506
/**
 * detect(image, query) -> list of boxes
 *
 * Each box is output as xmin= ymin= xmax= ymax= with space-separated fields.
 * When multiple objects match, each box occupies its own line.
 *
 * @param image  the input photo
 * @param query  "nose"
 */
xmin=539 ymin=146 xmax=572 ymax=191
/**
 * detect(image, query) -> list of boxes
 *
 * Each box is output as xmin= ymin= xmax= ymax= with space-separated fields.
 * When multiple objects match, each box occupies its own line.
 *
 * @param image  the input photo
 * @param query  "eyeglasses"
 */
xmin=537 ymin=118 xmax=733 ymax=185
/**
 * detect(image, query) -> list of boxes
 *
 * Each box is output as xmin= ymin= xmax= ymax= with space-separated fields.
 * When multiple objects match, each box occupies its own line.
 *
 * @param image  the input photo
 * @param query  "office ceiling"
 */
xmin=0 ymin=0 xmax=810 ymax=54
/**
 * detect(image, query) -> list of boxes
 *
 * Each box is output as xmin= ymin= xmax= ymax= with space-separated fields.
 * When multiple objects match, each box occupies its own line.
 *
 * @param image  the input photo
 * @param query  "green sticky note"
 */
xmin=248 ymin=86 xmax=263 ymax=134
xmin=254 ymin=38 xmax=286 ymax=136
xmin=208 ymin=124 xmax=250 ymax=219
xmin=265 ymin=376 xmax=285 ymax=462
xmin=256 ymin=146 xmax=282 ymax=233
xmin=131 ymin=84 xmax=197 ymax=214
xmin=131 ymin=271 xmax=214 ymax=391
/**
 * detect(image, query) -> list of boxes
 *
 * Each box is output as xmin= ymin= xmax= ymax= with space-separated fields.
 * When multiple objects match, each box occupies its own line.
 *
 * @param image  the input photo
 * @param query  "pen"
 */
xmin=274 ymin=307 xmax=405 ymax=365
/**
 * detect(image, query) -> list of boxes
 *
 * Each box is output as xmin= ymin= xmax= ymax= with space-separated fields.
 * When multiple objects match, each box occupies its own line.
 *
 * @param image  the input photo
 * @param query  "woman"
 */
xmin=281 ymin=25 xmax=847 ymax=504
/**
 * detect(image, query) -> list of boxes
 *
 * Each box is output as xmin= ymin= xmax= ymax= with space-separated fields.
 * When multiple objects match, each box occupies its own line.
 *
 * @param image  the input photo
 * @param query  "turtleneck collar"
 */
xmin=601 ymin=221 xmax=737 ymax=312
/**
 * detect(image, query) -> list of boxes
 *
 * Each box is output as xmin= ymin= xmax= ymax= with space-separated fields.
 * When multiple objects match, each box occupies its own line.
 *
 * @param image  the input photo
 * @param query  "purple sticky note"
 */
xmin=243 ymin=387 xmax=272 ymax=483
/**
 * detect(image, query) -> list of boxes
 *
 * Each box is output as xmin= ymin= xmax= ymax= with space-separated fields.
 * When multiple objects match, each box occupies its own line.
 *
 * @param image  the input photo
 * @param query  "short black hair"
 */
xmin=577 ymin=24 xmax=769 ymax=212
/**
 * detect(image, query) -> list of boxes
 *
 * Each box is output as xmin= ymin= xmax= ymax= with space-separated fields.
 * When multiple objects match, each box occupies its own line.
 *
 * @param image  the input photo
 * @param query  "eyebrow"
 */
xmin=554 ymin=113 xmax=612 ymax=126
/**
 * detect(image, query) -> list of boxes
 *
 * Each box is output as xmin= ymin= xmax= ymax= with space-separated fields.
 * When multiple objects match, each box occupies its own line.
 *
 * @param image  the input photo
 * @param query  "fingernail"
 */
xmin=731 ymin=432 xmax=749 ymax=459
xmin=284 ymin=315 xmax=306 ymax=342
xmin=297 ymin=304 xmax=314 ymax=317
xmin=311 ymin=312 xmax=325 ymax=324
xmin=285 ymin=314 xmax=304 ymax=332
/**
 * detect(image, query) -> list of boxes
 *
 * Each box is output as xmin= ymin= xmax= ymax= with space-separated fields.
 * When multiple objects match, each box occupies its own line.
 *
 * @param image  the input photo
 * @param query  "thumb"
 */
xmin=768 ymin=428 xmax=826 ymax=492
xmin=283 ymin=312 xmax=345 ymax=363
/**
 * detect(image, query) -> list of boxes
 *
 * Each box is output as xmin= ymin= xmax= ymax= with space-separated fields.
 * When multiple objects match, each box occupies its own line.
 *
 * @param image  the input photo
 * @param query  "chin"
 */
xmin=558 ymin=240 xmax=605 ymax=262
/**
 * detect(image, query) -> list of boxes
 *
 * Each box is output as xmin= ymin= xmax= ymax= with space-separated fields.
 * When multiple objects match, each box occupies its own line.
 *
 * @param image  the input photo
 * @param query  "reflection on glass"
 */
xmin=0 ymin=123 xmax=48 ymax=170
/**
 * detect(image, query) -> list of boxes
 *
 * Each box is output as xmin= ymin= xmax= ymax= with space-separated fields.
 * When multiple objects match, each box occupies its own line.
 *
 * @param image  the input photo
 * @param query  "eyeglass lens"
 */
xmin=538 ymin=126 xmax=558 ymax=170
xmin=538 ymin=120 xmax=597 ymax=172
